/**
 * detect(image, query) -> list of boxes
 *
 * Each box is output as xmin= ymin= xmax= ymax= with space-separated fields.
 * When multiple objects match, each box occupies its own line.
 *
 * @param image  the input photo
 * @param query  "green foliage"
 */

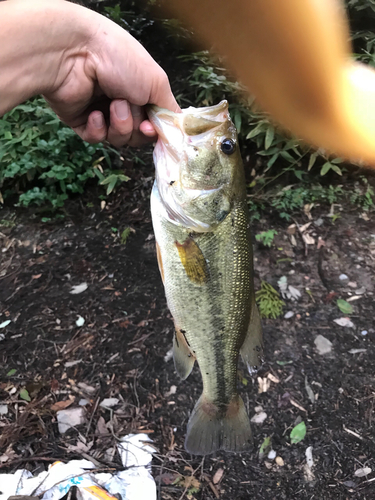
xmin=121 ymin=227 xmax=132 ymax=245
xmin=256 ymin=281 xmax=285 ymax=319
xmin=19 ymin=388 xmax=31 ymax=402
xmin=350 ymin=176 xmax=375 ymax=210
xmin=290 ymin=422 xmax=307 ymax=444
xmin=256 ymin=229 xmax=278 ymax=247
xmin=0 ymin=98 xmax=124 ymax=208
xmin=259 ymin=436 xmax=272 ymax=459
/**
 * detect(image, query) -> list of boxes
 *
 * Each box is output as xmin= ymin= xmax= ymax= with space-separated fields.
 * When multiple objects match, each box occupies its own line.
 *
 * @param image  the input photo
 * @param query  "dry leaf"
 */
xmin=51 ymin=398 xmax=74 ymax=412
xmin=212 ymin=468 xmax=224 ymax=484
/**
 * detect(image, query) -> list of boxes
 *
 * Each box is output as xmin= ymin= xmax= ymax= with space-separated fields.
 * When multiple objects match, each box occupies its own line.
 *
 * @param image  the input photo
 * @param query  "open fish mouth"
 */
xmin=147 ymin=100 xmax=230 ymax=165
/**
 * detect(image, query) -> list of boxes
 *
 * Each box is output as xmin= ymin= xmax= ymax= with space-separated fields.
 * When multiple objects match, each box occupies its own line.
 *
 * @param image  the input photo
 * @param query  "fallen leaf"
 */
xmin=51 ymin=399 xmax=74 ymax=412
xmin=290 ymin=421 xmax=306 ymax=444
xmin=19 ymin=388 xmax=31 ymax=402
xmin=212 ymin=468 xmax=224 ymax=484
xmin=337 ymin=299 xmax=353 ymax=315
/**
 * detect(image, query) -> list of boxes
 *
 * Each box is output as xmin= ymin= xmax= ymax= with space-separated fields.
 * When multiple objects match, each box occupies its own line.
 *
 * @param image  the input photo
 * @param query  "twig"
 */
xmin=85 ymin=396 xmax=100 ymax=438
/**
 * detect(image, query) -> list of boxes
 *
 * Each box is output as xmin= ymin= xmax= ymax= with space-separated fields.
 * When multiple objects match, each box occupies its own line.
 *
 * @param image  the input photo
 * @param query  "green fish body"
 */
xmin=148 ymin=101 xmax=263 ymax=455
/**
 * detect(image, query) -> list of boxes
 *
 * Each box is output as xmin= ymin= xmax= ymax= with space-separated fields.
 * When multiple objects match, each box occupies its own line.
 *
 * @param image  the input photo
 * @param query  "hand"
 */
xmin=44 ymin=6 xmax=180 ymax=147
xmin=0 ymin=0 xmax=180 ymax=148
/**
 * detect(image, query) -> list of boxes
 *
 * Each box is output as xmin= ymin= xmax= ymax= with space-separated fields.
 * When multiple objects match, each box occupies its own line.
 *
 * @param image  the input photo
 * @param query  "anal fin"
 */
xmin=173 ymin=328 xmax=196 ymax=379
xmin=240 ymin=296 xmax=264 ymax=375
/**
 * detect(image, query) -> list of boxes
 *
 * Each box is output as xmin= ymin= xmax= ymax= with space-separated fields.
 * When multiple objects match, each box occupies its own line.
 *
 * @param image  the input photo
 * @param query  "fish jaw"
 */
xmin=148 ymin=101 xmax=240 ymax=231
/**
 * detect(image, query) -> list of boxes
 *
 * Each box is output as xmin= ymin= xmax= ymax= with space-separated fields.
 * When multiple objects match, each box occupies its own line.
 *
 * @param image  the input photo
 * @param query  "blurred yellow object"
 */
xmin=164 ymin=0 xmax=375 ymax=165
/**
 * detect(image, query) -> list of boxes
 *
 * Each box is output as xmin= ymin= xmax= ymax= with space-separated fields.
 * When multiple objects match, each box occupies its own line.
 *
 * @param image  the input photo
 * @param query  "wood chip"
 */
xmin=275 ymin=456 xmax=284 ymax=466
xmin=290 ymin=398 xmax=307 ymax=412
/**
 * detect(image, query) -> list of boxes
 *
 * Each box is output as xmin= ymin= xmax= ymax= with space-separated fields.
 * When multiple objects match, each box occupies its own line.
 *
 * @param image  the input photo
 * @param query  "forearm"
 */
xmin=0 ymin=0 xmax=96 ymax=116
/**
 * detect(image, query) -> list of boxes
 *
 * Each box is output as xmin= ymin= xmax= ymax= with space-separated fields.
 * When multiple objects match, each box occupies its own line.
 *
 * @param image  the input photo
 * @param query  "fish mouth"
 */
xmin=147 ymin=100 xmax=230 ymax=161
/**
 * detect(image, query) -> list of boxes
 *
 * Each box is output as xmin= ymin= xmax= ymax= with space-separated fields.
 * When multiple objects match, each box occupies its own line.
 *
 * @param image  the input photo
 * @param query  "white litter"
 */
xmin=57 ymin=407 xmax=86 ymax=434
xmin=348 ymin=348 xmax=367 ymax=354
xmin=278 ymin=276 xmax=301 ymax=301
xmin=70 ymin=283 xmax=88 ymax=295
xmin=354 ymin=467 xmax=372 ymax=477
xmin=334 ymin=317 xmax=355 ymax=328
xmin=361 ymin=330 xmax=368 ymax=336
xmin=305 ymin=446 xmax=314 ymax=468
xmin=284 ymin=311 xmax=294 ymax=319
xmin=267 ymin=450 xmax=276 ymax=460
xmin=0 ymin=320 xmax=11 ymax=329
xmin=75 ymin=316 xmax=85 ymax=327
xmin=0 ymin=404 xmax=8 ymax=415
xmin=339 ymin=274 xmax=349 ymax=280
xmin=314 ymin=335 xmax=333 ymax=355
xmin=100 ymin=398 xmax=120 ymax=408
xmin=0 ymin=434 xmax=156 ymax=500
xmin=251 ymin=411 xmax=267 ymax=424
xmin=164 ymin=347 xmax=173 ymax=363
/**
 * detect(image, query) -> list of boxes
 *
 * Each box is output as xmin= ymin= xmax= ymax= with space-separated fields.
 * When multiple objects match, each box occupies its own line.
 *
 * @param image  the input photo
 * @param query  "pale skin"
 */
xmin=0 ymin=0 xmax=180 ymax=147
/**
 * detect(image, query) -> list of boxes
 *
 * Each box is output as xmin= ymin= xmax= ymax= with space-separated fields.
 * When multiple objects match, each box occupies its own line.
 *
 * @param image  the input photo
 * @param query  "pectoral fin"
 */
xmin=173 ymin=328 xmax=196 ymax=379
xmin=175 ymin=238 xmax=209 ymax=284
xmin=240 ymin=297 xmax=264 ymax=375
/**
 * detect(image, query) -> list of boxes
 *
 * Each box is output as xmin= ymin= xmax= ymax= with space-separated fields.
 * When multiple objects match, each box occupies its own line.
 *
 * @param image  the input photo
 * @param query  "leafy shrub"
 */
xmin=0 ymin=98 xmax=122 ymax=208
xmin=256 ymin=281 xmax=285 ymax=319
xmin=256 ymin=229 xmax=278 ymax=247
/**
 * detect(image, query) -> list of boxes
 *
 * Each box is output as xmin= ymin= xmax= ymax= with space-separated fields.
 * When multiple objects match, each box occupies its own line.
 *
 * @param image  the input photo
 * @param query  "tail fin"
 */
xmin=184 ymin=394 xmax=252 ymax=455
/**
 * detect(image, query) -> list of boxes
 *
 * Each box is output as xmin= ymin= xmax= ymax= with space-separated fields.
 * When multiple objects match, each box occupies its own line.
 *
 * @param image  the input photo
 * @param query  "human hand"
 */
xmin=42 ymin=3 xmax=180 ymax=147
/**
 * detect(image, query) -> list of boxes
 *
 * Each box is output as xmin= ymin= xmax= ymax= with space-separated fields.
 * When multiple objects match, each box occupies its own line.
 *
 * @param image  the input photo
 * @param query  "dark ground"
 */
xmin=1 ymin=160 xmax=375 ymax=500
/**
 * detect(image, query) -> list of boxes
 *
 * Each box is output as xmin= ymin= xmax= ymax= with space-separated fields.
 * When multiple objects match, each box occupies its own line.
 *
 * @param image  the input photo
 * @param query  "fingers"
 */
xmin=150 ymin=68 xmax=181 ymax=113
xmin=107 ymin=100 xmax=155 ymax=147
xmin=73 ymin=110 xmax=107 ymax=143
xmin=73 ymin=100 xmax=156 ymax=147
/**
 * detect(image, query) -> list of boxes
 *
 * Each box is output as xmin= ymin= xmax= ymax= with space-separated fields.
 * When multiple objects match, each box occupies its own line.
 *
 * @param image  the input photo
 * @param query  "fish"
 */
xmin=148 ymin=100 xmax=264 ymax=455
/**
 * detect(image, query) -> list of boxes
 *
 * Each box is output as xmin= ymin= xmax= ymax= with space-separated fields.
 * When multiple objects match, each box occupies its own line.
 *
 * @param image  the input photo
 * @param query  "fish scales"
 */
xmin=148 ymin=100 xmax=264 ymax=455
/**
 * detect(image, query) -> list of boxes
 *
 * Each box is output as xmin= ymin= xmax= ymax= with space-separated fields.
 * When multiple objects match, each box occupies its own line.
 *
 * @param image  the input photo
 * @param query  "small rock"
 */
xmin=355 ymin=287 xmax=366 ymax=295
xmin=251 ymin=411 xmax=267 ymax=424
xmin=57 ymin=407 xmax=86 ymax=434
xmin=267 ymin=450 xmax=277 ymax=460
xmin=354 ymin=467 xmax=372 ymax=477
xmin=275 ymin=456 xmax=284 ymax=466
xmin=314 ymin=218 xmax=324 ymax=226
xmin=361 ymin=330 xmax=368 ymax=336
xmin=284 ymin=311 xmax=294 ymax=319
xmin=348 ymin=281 xmax=357 ymax=288
xmin=164 ymin=385 xmax=177 ymax=397
xmin=339 ymin=274 xmax=349 ymax=280
xmin=314 ymin=335 xmax=333 ymax=355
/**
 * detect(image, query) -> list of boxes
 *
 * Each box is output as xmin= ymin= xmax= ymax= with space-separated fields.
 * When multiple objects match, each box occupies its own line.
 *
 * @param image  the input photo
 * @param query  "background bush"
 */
xmin=0 ymin=0 xmax=374 ymax=214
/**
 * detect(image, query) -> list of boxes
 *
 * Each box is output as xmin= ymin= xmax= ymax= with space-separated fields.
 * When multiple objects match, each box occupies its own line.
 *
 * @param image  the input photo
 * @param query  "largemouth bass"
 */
xmin=148 ymin=101 xmax=263 ymax=455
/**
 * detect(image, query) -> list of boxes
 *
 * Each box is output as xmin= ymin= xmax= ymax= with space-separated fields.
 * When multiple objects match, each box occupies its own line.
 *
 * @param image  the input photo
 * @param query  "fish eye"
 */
xmin=221 ymin=138 xmax=236 ymax=155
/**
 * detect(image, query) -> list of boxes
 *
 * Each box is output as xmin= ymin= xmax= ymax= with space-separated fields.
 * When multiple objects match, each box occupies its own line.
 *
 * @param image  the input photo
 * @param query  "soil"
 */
xmin=1 ymin=159 xmax=375 ymax=500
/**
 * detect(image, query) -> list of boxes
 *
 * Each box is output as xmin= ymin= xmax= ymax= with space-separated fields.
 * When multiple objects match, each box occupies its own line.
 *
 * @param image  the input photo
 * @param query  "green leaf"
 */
xmin=290 ymin=421 xmax=306 ymax=444
xmin=320 ymin=162 xmax=332 ymax=176
xmin=308 ymin=152 xmax=318 ymax=171
xmin=331 ymin=164 xmax=343 ymax=176
xmin=264 ymin=126 xmax=275 ymax=150
xmin=7 ymin=369 xmax=16 ymax=376
xmin=246 ymin=123 xmax=266 ymax=140
xmin=259 ymin=436 xmax=271 ymax=457
xmin=20 ymin=388 xmax=31 ymax=402
xmin=337 ymin=299 xmax=353 ymax=315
